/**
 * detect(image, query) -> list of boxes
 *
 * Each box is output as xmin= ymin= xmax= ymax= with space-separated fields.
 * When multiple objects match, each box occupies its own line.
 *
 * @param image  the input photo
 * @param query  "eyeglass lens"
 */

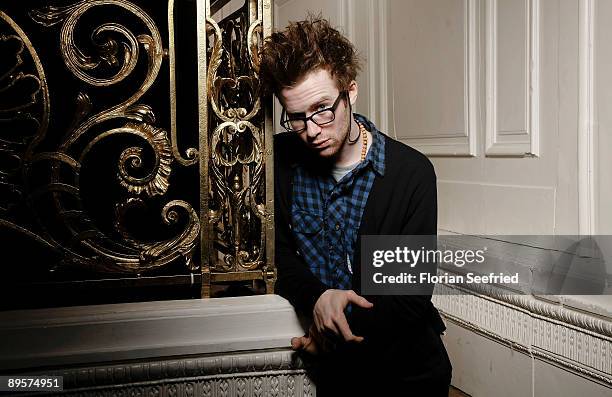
xmin=282 ymin=91 xmax=346 ymax=133
xmin=286 ymin=110 xmax=335 ymax=131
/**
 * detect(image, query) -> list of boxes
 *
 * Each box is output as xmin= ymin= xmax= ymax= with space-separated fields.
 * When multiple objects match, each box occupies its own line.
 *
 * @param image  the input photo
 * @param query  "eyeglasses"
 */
xmin=280 ymin=91 xmax=347 ymax=133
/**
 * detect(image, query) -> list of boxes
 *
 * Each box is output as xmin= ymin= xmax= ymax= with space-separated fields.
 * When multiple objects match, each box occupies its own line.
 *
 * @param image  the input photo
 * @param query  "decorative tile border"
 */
xmin=18 ymin=350 xmax=315 ymax=396
xmin=433 ymin=283 xmax=612 ymax=386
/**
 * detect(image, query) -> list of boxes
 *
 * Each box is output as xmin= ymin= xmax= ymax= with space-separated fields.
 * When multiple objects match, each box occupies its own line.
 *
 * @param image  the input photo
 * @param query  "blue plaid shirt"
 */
xmin=290 ymin=114 xmax=386 ymax=290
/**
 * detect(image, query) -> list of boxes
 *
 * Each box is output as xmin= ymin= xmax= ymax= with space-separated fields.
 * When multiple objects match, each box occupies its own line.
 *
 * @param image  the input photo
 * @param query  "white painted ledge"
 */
xmin=0 ymin=295 xmax=306 ymax=371
xmin=550 ymin=295 xmax=612 ymax=320
xmin=436 ymin=233 xmax=612 ymax=321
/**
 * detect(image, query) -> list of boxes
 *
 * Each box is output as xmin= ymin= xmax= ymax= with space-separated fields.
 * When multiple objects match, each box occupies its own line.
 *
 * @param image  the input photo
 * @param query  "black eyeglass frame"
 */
xmin=280 ymin=91 xmax=348 ymax=133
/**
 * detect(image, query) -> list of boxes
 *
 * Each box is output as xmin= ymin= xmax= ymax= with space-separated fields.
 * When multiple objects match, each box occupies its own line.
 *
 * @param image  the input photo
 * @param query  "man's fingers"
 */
xmin=292 ymin=335 xmax=318 ymax=354
xmin=302 ymin=337 xmax=318 ymax=354
xmin=321 ymin=319 xmax=341 ymax=336
xmin=313 ymin=313 xmax=325 ymax=334
xmin=311 ymin=289 xmax=371 ymax=342
xmin=347 ymin=290 xmax=374 ymax=308
xmin=291 ymin=336 xmax=304 ymax=350
xmin=334 ymin=313 xmax=364 ymax=343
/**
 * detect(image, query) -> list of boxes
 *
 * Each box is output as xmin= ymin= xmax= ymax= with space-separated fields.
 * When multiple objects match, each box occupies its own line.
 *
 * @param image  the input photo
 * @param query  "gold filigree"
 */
xmin=3 ymin=1 xmax=274 ymax=293
xmin=167 ymin=0 xmax=199 ymax=166
xmin=30 ymin=1 xmax=164 ymax=152
xmin=247 ymin=19 xmax=261 ymax=73
xmin=115 ymin=122 xmax=173 ymax=197
xmin=0 ymin=11 xmax=50 ymax=216
xmin=71 ymin=121 xmax=174 ymax=197
xmin=204 ymin=0 xmax=272 ymax=285
xmin=113 ymin=199 xmax=200 ymax=272
xmin=24 ymin=1 xmax=198 ymax=274
xmin=142 ymin=200 xmax=200 ymax=269
xmin=206 ymin=17 xmax=261 ymax=124
xmin=31 ymin=1 xmax=149 ymax=87
xmin=67 ymin=92 xmax=93 ymax=133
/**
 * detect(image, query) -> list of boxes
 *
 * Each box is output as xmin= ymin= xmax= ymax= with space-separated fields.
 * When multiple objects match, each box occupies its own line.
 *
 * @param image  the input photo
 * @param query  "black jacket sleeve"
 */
xmin=273 ymin=135 xmax=329 ymax=314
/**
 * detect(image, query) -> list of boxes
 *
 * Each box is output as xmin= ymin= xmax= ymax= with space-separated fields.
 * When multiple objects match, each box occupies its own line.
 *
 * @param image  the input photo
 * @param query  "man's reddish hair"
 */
xmin=259 ymin=16 xmax=360 ymax=97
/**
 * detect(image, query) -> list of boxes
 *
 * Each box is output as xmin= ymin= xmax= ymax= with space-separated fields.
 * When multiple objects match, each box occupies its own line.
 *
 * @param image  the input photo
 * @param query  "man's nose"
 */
xmin=305 ymin=119 xmax=322 ymax=139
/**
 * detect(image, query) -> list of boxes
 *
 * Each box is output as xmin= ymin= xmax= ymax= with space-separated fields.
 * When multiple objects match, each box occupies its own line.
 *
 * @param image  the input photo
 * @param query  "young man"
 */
xmin=260 ymin=17 xmax=451 ymax=396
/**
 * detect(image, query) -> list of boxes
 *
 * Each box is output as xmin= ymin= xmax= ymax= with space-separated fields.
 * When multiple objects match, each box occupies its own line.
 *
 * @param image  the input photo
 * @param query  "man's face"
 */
xmin=279 ymin=68 xmax=357 ymax=159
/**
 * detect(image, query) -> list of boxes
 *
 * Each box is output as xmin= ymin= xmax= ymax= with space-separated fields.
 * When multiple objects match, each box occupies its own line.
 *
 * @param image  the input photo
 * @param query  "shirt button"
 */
xmin=335 ymin=223 xmax=340 ymax=230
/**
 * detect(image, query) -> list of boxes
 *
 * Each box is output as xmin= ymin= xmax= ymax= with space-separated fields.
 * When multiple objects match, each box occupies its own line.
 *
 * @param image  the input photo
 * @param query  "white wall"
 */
xmin=386 ymin=0 xmax=611 ymax=236
xmin=387 ymin=0 xmax=577 ymax=235
xmin=595 ymin=0 xmax=612 ymax=234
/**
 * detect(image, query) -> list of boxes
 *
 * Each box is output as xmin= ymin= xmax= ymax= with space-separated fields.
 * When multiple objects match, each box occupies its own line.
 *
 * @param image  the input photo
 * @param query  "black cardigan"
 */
xmin=274 ymin=131 xmax=451 ymax=384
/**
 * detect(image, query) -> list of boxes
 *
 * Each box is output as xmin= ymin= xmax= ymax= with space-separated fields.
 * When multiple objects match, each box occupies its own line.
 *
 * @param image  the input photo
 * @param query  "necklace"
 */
xmin=357 ymin=122 xmax=368 ymax=161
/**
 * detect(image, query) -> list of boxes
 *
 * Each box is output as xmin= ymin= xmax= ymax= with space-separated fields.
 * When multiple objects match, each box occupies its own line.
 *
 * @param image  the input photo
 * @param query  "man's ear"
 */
xmin=347 ymin=80 xmax=358 ymax=106
xmin=276 ymin=91 xmax=287 ymax=109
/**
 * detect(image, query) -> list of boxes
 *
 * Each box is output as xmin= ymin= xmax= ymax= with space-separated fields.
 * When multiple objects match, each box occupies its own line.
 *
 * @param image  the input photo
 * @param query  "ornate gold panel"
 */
xmin=198 ymin=0 xmax=275 ymax=297
xmin=0 ymin=0 xmax=274 ymax=308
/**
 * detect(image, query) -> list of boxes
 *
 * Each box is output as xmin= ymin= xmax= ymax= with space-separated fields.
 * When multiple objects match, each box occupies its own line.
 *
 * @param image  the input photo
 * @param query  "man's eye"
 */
xmin=316 ymin=104 xmax=328 ymax=111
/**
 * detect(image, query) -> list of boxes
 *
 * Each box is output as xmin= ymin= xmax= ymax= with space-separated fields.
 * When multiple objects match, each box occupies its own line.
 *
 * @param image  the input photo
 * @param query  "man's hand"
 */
xmin=313 ymin=289 xmax=373 ymax=342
